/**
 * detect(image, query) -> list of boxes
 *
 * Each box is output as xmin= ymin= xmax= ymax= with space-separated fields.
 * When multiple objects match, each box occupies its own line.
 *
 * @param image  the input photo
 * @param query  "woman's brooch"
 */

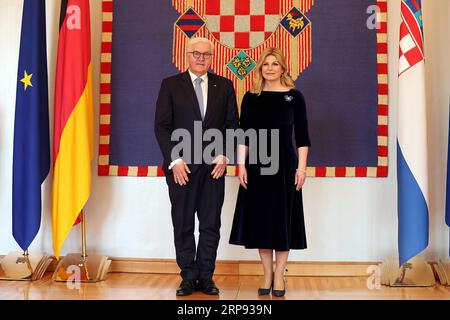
xmin=284 ymin=95 xmax=293 ymax=102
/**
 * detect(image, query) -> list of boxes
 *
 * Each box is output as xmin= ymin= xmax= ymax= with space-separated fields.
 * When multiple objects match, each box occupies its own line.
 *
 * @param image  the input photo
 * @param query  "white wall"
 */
xmin=0 ymin=0 xmax=449 ymax=262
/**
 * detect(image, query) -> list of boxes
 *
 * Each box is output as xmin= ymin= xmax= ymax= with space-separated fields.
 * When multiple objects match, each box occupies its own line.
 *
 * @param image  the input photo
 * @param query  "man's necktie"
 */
xmin=194 ymin=77 xmax=205 ymax=120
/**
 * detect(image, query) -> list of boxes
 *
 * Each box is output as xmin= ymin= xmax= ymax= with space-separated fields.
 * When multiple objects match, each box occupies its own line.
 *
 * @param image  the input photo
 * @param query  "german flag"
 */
xmin=52 ymin=0 xmax=93 ymax=259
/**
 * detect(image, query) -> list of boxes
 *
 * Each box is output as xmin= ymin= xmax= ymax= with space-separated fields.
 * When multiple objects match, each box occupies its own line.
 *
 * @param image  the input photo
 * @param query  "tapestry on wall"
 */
xmin=98 ymin=0 xmax=388 ymax=177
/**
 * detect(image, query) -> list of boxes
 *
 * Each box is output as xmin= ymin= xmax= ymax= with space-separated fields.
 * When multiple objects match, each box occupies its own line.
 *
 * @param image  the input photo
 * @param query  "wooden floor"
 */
xmin=0 ymin=273 xmax=449 ymax=300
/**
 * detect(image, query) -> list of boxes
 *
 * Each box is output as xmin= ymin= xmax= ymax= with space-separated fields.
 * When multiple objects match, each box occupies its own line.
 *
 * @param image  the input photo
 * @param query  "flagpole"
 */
xmin=80 ymin=209 xmax=91 ymax=281
xmin=51 ymin=0 xmax=110 ymax=283
xmin=433 ymin=101 xmax=450 ymax=286
xmin=81 ymin=210 xmax=87 ymax=260
xmin=0 ymin=0 xmax=52 ymax=283
xmin=52 ymin=209 xmax=110 ymax=283
xmin=23 ymin=250 xmax=33 ymax=275
xmin=379 ymin=0 xmax=436 ymax=287
xmin=445 ymin=100 xmax=450 ymax=263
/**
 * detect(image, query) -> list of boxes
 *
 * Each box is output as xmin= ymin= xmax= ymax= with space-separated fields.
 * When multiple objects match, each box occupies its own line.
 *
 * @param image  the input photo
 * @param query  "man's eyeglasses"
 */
xmin=188 ymin=51 xmax=213 ymax=59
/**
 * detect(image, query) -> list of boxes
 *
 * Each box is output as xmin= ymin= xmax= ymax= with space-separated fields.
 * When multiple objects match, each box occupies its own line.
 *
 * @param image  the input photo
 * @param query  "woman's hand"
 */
xmin=294 ymin=168 xmax=306 ymax=191
xmin=239 ymin=165 xmax=248 ymax=189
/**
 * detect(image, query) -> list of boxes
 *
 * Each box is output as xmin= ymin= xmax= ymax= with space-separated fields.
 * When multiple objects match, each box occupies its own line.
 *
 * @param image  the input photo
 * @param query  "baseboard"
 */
xmin=51 ymin=257 xmax=380 ymax=277
xmin=1 ymin=255 xmax=379 ymax=277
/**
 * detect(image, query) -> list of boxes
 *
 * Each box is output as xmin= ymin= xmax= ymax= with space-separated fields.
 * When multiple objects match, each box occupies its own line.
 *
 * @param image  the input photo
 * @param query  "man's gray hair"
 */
xmin=186 ymin=37 xmax=215 ymax=53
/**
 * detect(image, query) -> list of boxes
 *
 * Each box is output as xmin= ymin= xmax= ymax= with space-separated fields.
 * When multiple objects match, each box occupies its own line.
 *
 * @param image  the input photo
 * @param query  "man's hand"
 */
xmin=172 ymin=161 xmax=191 ymax=186
xmin=211 ymin=155 xmax=228 ymax=179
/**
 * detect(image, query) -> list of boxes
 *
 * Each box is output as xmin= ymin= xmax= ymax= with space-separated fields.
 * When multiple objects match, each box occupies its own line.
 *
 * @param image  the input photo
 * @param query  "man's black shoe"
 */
xmin=197 ymin=278 xmax=220 ymax=295
xmin=176 ymin=279 xmax=196 ymax=296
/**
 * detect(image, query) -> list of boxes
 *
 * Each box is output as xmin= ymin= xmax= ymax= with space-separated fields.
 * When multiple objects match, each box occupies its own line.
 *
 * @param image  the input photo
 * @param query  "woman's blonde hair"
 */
xmin=251 ymin=47 xmax=295 ymax=95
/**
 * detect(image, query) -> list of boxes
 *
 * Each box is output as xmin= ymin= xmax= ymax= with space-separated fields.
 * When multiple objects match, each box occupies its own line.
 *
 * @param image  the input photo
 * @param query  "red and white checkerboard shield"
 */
xmin=172 ymin=0 xmax=315 ymax=112
xmin=205 ymin=0 xmax=280 ymax=49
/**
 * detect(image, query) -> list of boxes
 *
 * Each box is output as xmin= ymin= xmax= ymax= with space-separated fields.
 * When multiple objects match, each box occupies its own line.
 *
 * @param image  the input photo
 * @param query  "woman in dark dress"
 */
xmin=229 ymin=48 xmax=311 ymax=297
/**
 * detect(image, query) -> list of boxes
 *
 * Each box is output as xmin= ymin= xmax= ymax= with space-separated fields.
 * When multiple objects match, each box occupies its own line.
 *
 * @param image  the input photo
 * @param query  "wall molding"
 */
xmin=0 ymin=255 xmax=381 ymax=276
xmin=48 ymin=257 xmax=380 ymax=277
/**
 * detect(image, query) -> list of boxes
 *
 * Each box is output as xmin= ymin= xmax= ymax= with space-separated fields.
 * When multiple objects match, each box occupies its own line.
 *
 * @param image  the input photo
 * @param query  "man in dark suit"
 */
xmin=154 ymin=37 xmax=239 ymax=296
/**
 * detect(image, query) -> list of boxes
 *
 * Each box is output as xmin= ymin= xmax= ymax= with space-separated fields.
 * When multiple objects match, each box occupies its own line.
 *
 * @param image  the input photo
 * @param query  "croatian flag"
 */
xmin=397 ymin=0 xmax=429 ymax=266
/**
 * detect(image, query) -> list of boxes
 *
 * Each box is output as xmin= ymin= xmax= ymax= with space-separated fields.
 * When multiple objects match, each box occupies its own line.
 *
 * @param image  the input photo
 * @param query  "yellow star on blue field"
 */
xmin=20 ymin=70 xmax=33 ymax=90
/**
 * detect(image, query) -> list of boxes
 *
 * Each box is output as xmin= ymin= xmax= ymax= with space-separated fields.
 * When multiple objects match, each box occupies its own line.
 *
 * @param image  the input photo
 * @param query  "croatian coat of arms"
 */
xmin=173 ymin=0 xmax=314 ymax=106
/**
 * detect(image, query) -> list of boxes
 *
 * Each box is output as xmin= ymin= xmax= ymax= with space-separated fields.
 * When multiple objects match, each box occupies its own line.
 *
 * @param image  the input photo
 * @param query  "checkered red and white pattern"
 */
xmin=205 ymin=0 xmax=280 ymax=49
xmin=398 ymin=1 xmax=424 ymax=76
xmin=398 ymin=21 xmax=423 ymax=75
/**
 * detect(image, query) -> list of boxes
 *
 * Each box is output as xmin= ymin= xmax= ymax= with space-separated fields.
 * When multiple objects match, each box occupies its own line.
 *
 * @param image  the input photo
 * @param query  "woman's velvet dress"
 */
xmin=229 ymin=89 xmax=311 ymax=251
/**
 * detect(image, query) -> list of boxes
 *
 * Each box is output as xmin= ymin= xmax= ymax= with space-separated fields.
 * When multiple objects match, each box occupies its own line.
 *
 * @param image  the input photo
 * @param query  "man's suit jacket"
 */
xmin=154 ymin=71 xmax=239 ymax=174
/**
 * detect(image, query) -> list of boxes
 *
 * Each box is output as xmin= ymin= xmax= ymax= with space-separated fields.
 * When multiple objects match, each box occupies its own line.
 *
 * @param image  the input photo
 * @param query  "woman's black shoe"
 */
xmin=257 ymin=287 xmax=271 ymax=295
xmin=272 ymin=274 xmax=286 ymax=297
xmin=258 ymin=272 xmax=273 ymax=295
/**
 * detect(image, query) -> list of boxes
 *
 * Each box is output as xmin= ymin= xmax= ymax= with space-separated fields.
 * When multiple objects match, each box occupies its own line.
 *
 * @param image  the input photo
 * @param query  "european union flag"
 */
xmin=13 ymin=0 xmax=50 ymax=251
